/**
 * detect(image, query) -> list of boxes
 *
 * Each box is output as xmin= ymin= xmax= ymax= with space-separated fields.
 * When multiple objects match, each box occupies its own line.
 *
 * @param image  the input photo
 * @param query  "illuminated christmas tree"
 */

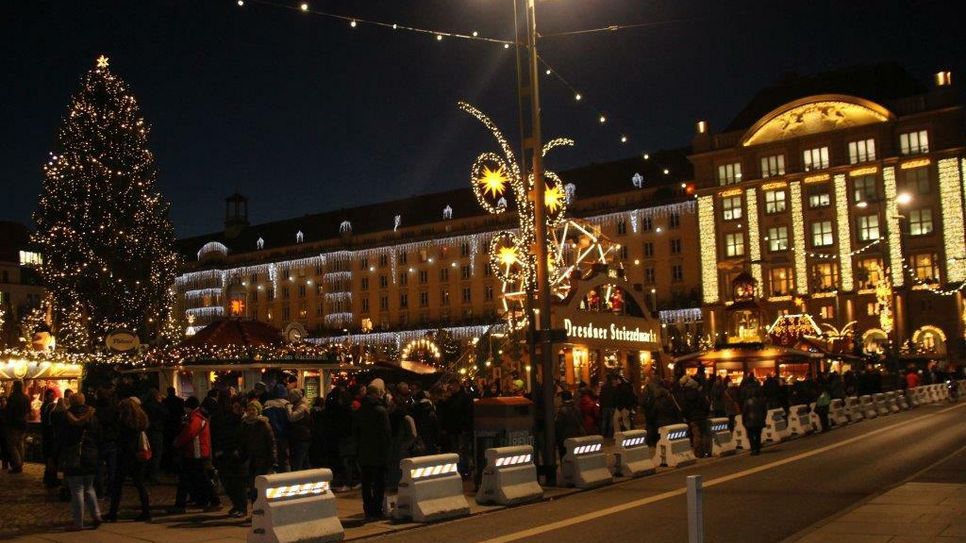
xmin=34 ymin=56 xmax=178 ymax=351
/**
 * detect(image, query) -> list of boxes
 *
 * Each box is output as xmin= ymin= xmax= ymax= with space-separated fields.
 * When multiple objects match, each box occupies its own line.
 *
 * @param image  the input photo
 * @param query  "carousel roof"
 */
xmin=178 ymin=318 xmax=282 ymax=349
xmin=675 ymin=344 xmax=823 ymax=364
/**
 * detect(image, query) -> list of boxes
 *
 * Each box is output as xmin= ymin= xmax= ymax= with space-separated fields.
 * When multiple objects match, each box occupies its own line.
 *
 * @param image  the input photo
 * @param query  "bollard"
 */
xmin=845 ymin=396 xmax=864 ymax=423
xmin=656 ymin=424 xmax=696 ymax=468
xmin=708 ymin=418 xmax=735 ymax=457
xmin=859 ymin=395 xmax=878 ymax=419
xmin=829 ymin=399 xmax=849 ymax=427
xmin=787 ymin=405 xmax=813 ymax=436
xmin=613 ymin=430 xmax=656 ymax=477
xmin=884 ymin=391 xmax=901 ymax=413
xmin=560 ymin=435 xmax=612 ymax=489
xmin=250 ymin=468 xmax=343 ymax=543
xmin=764 ymin=408 xmax=790 ymax=443
xmin=732 ymin=415 xmax=750 ymax=450
xmin=687 ymin=475 xmax=704 ymax=543
xmin=476 ymin=445 xmax=543 ymax=506
xmin=395 ymin=453 xmax=470 ymax=523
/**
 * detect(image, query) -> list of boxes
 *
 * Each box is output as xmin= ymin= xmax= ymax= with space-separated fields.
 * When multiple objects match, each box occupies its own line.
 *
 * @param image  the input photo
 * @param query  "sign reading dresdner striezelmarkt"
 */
xmin=563 ymin=318 xmax=658 ymax=345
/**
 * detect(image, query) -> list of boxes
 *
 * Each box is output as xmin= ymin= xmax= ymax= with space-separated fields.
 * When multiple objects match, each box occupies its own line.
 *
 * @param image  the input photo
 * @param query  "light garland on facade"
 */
xmin=938 ymin=158 xmax=966 ymax=282
xmin=586 ymin=201 xmax=696 ymax=229
xmin=789 ymin=181 xmax=809 ymax=294
xmin=309 ymin=324 xmax=492 ymax=350
xmin=791 ymin=238 xmax=882 ymax=260
xmin=833 ymin=174 xmax=854 ymax=291
xmin=901 ymin=261 xmax=966 ymax=296
xmin=882 ymin=166 xmax=904 ymax=287
xmin=697 ymin=195 xmax=718 ymax=304
xmin=744 ymin=188 xmax=762 ymax=291
xmin=658 ymin=308 xmax=702 ymax=324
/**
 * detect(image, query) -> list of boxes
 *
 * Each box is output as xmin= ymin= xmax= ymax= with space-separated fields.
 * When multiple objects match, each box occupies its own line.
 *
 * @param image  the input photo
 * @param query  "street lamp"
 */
xmin=879 ymin=191 xmax=913 ymax=368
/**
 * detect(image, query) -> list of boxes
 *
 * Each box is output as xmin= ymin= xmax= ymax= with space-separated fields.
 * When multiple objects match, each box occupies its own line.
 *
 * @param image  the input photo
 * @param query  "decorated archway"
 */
xmin=911 ymin=325 xmax=947 ymax=355
xmin=861 ymin=328 xmax=889 ymax=355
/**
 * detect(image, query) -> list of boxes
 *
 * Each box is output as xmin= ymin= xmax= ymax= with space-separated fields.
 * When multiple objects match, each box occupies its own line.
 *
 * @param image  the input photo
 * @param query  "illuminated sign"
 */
xmin=849 ymin=166 xmax=879 ymax=177
xmin=900 ymin=158 xmax=930 ymax=170
xmin=803 ymin=173 xmax=830 ymax=184
xmin=563 ymin=318 xmax=658 ymax=345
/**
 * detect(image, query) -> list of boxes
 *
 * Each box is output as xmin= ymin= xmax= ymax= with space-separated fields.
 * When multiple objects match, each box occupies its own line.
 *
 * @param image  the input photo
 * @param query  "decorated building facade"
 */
xmin=690 ymin=64 xmax=966 ymax=366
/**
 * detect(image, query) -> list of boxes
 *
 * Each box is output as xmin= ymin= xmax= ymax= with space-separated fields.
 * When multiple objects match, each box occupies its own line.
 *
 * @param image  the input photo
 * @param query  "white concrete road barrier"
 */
xmin=764 ymin=408 xmax=791 ymax=443
xmin=250 ymin=468 xmax=343 ymax=543
xmin=613 ymin=430 xmax=656 ymax=477
xmin=657 ymin=424 xmax=696 ymax=468
xmin=733 ymin=415 xmax=751 ymax=450
xmin=914 ymin=386 xmax=928 ymax=405
xmin=895 ymin=390 xmax=910 ymax=410
xmin=906 ymin=388 xmax=919 ymax=408
xmin=395 ymin=453 xmax=470 ymax=523
xmin=560 ymin=435 xmax=613 ymax=489
xmin=476 ymin=445 xmax=542 ymax=506
xmin=708 ymin=418 xmax=736 ymax=457
xmin=859 ymin=395 xmax=878 ymax=419
xmin=845 ymin=396 xmax=864 ymax=423
xmin=872 ymin=393 xmax=891 ymax=417
xmin=829 ymin=399 xmax=849 ymax=427
xmin=787 ymin=405 xmax=813 ymax=436
xmin=884 ymin=391 xmax=901 ymax=413
xmin=808 ymin=403 xmax=821 ymax=432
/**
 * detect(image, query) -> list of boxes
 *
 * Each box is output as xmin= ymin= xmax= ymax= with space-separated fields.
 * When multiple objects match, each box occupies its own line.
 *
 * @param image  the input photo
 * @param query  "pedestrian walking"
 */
xmin=141 ymin=388 xmax=167 ymax=482
xmin=59 ymin=393 xmax=103 ymax=531
xmin=4 ymin=380 xmax=31 ymax=474
xmin=814 ymin=388 xmax=831 ymax=433
xmin=94 ymin=384 xmax=119 ymax=494
xmin=170 ymin=397 xmax=220 ymax=513
xmin=41 ymin=389 xmax=60 ymax=487
xmin=598 ymin=376 xmax=617 ymax=438
xmin=213 ymin=395 xmax=249 ymax=518
xmin=161 ymin=387 xmax=184 ymax=472
xmin=353 ymin=384 xmax=391 ymax=520
xmin=741 ymin=379 xmax=768 ymax=456
xmin=554 ymin=390 xmax=585 ymax=460
xmin=263 ymin=384 xmax=292 ymax=473
xmin=239 ymin=400 xmax=276 ymax=503
xmin=722 ymin=378 xmax=740 ymax=431
xmin=677 ymin=375 xmax=711 ymax=458
xmin=105 ymin=397 xmax=151 ymax=522
xmin=286 ymin=389 xmax=312 ymax=472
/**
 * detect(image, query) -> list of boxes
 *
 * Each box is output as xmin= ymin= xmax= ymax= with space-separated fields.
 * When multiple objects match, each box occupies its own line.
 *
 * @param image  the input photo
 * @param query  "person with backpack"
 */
xmin=105 ymin=397 xmax=151 ymax=522
xmin=169 ymin=396 xmax=220 ymax=513
xmin=60 ymin=393 xmax=103 ymax=531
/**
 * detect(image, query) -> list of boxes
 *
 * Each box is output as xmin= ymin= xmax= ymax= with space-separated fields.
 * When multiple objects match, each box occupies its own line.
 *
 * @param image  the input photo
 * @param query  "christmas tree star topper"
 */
xmin=96 ymin=55 xmax=109 ymax=68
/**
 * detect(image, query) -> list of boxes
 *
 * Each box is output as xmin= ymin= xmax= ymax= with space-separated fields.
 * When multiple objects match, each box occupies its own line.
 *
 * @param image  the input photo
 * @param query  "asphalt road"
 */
xmin=359 ymin=401 xmax=966 ymax=543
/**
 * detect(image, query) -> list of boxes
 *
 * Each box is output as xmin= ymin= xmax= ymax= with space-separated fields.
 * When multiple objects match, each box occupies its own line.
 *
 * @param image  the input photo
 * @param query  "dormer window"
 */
xmin=256 ymin=237 xmax=264 ymax=250
xmin=564 ymin=183 xmax=576 ymax=203
xmin=631 ymin=173 xmax=643 ymax=188
xmin=443 ymin=205 xmax=453 ymax=220
xmin=296 ymin=231 xmax=304 ymax=244
xmin=340 ymin=220 xmax=352 ymax=234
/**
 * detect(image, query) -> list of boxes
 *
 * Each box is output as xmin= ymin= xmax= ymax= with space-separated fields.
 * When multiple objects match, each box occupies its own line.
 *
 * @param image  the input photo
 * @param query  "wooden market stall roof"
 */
xmin=674 ymin=344 xmax=824 ymax=365
xmin=177 ymin=318 xmax=283 ymax=349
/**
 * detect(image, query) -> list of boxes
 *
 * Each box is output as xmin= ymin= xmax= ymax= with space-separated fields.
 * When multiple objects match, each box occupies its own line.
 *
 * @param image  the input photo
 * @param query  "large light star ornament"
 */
xmin=96 ymin=55 xmax=110 ymax=69
xmin=544 ymin=183 xmax=565 ymax=214
xmin=498 ymin=246 xmax=519 ymax=268
xmin=478 ymin=164 xmax=508 ymax=198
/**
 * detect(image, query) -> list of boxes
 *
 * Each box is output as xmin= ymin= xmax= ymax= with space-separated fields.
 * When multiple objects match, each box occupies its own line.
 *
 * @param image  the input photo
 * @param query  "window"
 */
xmin=808 ymin=188 xmax=831 ymax=208
xmin=760 ymin=154 xmax=785 ymax=178
xmin=768 ymin=226 xmax=789 ymax=252
xmin=899 ymin=130 xmax=929 ymax=155
xmin=803 ymin=146 xmax=829 ymax=171
xmin=852 ymin=175 xmax=877 ymax=203
xmin=617 ymin=220 xmax=627 ymax=236
xmin=643 ymin=242 xmax=654 ymax=258
xmin=362 ymin=298 xmax=369 ymax=312
xmin=848 ymin=138 xmax=876 ymax=164
xmin=379 ymin=254 xmax=389 ymax=267
xmin=620 ymin=245 xmax=629 ymax=260
xmin=282 ymin=287 xmax=290 ymax=299
xmin=856 ymin=214 xmax=880 ymax=241
xmin=485 ymin=285 xmax=494 ymax=302
xmin=282 ymin=306 xmax=290 ymax=320
xmin=18 ymin=251 xmax=42 ymax=266
xmin=440 ymin=268 xmax=449 ymax=281
xmin=641 ymin=217 xmax=653 ymax=232
xmin=725 ymin=233 xmax=745 ymax=257
xmin=764 ymin=190 xmax=786 ymax=213
xmin=484 ymin=264 xmax=492 ymax=277
xmin=399 ymin=273 xmax=408 ymax=286
xmin=671 ymin=264 xmax=683 ymax=282
xmin=462 ymin=287 xmax=472 ymax=304
xmin=441 ymin=289 xmax=450 ymax=305
xmin=811 ymin=221 xmax=834 ymax=247
xmin=819 ymin=305 xmax=835 ymax=320
xmin=717 ymin=162 xmax=742 ymax=185
xmin=399 ymin=293 xmax=408 ymax=309
xmin=359 ymin=257 xmax=369 ymax=270
xmin=908 ymin=208 xmax=933 ymax=236
xmin=419 ymin=291 xmax=429 ymax=307
xmin=903 ymin=167 xmax=930 ymax=195
xmin=912 ymin=253 xmax=940 ymax=282
xmin=670 ymin=238 xmax=682 ymax=255
xmin=769 ymin=267 xmax=793 ymax=296
xmin=298 ymin=285 xmax=306 ymax=298
xmin=361 ymin=277 xmax=369 ymax=291
xmin=867 ymin=302 xmax=877 ymax=316
xmin=460 ymin=242 xmax=471 ymax=257
xmin=644 ymin=267 xmax=655 ymax=284
xmin=811 ymin=262 xmax=839 ymax=291
xmin=857 ymin=258 xmax=883 ymax=288
xmin=669 ymin=213 xmax=681 ymax=229
xmin=722 ymin=196 xmax=742 ymax=220
xmin=461 ymin=265 xmax=471 ymax=280
xmin=379 ymin=275 xmax=388 ymax=289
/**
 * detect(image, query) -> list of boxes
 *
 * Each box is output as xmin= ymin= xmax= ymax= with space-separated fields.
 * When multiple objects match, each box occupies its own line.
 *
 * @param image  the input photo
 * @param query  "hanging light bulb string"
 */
xmin=238 ymin=0 xmax=515 ymax=46
xmin=537 ymin=55 xmax=632 ymax=145
xmin=537 ymin=16 xmax=703 ymax=39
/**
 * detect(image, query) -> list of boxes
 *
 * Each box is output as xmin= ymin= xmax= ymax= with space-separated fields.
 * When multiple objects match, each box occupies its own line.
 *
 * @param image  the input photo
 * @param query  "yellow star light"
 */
xmin=478 ymin=165 xmax=508 ymax=198
xmin=544 ymin=183 xmax=565 ymax=213
xmin=96 ymin=55 xmax=110 ymax=69
xmin=498 ymin=246 xmax=519 ymax=267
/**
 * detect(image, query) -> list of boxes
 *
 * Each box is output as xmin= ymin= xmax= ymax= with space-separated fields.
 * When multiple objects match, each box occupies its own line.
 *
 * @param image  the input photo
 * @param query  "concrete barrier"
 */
xmin=905 ymin=388 xmax=918 ymax=408
xmin=829 ymin=399 xmax=849 ymax=427
xmin=787 ymin=404 xmax=813 ymax=436
xmin=915 ymin=386 xmax=929 ymax=405
xmin=807 ymin=403 xmax=821 ymax=432
xmin=476 ymin=445 xmax=542 ymax=506
xmin=859 ymin=395 xmax=878 ymax=419
xmin=845 ymin=396 xmax=864 ymax=423
xmin=884 ymin=392 xmax=901 ymax=413
xmin=872 ymin=393 xmax=891 ymax=417
xmin=250 ymin=468 xmax=343 ymax=543
xmin=395 ymin=453 xmax=470 ymax=523
xmin=613 ymin=430 xmax=656 ymax=477
xmin=936 ymin=383 xmax=949 ymax=401
xmin=733 ymin=415 xmax=751 ymax=450
xmin=708 ymin=418 xmax=736 ymax=457
xmin=764 ymin=408 xmax=791 ymax=443
xmin=656 ymin=424 xmax=696 ymax=468
xmin=895 ymin=391 xmax=910 ymax=410
xmin=560 ymin=435 xmax=612 ymax=489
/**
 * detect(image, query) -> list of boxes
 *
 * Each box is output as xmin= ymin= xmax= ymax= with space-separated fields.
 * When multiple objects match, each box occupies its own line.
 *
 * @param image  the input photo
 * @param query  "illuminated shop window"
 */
xmin=769 ymin=267 xmax=793 ymax=296
xmin=722 ymin=196 xmax=743 ymax=220
xmin=725 ymin=233 xmax=745 ymax=257
xmin=811 ymin=262 xmax=839 ymax=291
xmin=912 ymin=253 xmax=940 ymax=282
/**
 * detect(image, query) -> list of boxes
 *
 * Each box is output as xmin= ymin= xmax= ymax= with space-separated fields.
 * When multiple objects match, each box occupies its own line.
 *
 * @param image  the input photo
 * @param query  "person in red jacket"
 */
xmin=905 ymin=370 xmax=920 ymax=390
xmin=578 ymin=385 xmax=601 ymax=436
xmin=168 ymin=397 xmax=221 ymax=513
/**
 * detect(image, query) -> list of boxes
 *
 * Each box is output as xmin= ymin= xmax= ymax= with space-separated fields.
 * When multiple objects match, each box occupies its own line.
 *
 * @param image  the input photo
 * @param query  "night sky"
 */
xmin=3 ymin=0 xmax=963 ymax=237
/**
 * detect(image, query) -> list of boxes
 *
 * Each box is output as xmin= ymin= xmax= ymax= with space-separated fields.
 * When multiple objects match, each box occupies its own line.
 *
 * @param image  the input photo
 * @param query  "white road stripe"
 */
xmin=482 ymin=402 xmax=966 ymax=543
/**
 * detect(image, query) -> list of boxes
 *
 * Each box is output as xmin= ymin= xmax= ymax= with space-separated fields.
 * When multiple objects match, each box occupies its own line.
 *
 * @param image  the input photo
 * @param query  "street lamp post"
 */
xmin=872 ymin=192 xmax=912 ymax=369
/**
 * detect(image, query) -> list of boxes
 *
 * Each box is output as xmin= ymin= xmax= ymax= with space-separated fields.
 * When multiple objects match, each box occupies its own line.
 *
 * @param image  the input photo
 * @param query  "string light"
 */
xmin=350 ymin=20 xmax=357 ymax=28
xmin=300 ymin=2 xmax=308 ymax=11
xmin=697 ymin=196 xmax=719 ymax=304
xmin=599 ymin=115 xmax=606 ymax=124
xmin=833 ymin=174 xmax=854 ymax=291
xmin=938 ymin=158 xmax=966 ymax=282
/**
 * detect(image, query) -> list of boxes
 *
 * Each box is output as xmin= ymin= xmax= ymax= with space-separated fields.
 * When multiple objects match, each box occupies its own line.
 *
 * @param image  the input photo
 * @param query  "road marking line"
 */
xmin=482 ymin=402 xmax=966 ymax=543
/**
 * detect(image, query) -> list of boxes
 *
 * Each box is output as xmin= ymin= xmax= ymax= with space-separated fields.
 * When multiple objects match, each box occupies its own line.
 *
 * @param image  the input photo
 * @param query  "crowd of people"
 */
xmin=0 ymin=363 xmax=958 ymax=531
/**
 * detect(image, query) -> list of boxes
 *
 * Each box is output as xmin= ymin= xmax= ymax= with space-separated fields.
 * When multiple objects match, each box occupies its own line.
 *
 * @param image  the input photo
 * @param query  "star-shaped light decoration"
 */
xmin=478 ymin=165 xmax=507 ymax=198
xmin=498 ymin=246 xmax=519 ymax=268
xmin=544 ymin=183 xmax=566 ymax=214
xmin=96 ymin=55 xmax=110 ymax=69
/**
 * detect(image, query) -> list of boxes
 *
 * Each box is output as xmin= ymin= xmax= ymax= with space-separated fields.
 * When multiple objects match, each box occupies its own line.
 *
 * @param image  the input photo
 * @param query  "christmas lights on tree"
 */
xmin=33 ymin=56 xmax=179 ymax=352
